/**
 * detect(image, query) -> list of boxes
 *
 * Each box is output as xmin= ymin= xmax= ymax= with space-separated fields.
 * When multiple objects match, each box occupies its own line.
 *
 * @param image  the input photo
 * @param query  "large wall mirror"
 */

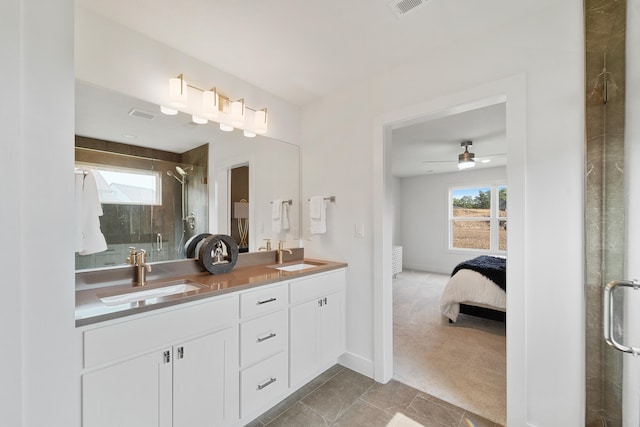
xmin=75 ymin=81 xmax=300 ymax=271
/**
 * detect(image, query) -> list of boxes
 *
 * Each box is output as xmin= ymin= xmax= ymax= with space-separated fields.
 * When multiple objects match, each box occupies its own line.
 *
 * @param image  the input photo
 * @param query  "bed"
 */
xmin=440 ymin=255 xmax=506 ymax=323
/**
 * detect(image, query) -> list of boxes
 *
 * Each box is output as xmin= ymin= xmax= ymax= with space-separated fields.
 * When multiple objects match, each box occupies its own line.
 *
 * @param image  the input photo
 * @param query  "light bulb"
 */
xmin=254 ymin=109 xmax=267 ymax=134
xmin=231 ymin=99 xmax=245 ymax=127
xmin=202 ymin=90 xmax=218 ymax=119
xmin=169 ymin=76 xmax=187 ymax=108
xmin=160 ymin=105 xmax=178 ymax=115
xmin=192 ymin=115 xmax=208 ymax=125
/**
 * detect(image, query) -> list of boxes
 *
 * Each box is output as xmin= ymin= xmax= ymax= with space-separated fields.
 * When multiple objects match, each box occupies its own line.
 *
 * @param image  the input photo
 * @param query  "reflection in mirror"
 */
xmin=75 ymin=81 xmax=300 ymax=272
xmin=74 ymin=137 xmax=208 ymax=270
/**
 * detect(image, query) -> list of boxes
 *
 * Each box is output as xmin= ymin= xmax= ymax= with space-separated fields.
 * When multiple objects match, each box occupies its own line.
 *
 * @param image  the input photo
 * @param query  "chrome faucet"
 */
xmin=277 ymin=241 xmax=292 ymax=264
xmin=126 ymin=247 xmax=152 ymax=286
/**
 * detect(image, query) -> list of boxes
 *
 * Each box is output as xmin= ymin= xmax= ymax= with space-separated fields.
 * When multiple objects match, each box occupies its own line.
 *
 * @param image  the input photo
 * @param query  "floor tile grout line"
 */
xmin=262 ymin=366 xmax=346 ymax=427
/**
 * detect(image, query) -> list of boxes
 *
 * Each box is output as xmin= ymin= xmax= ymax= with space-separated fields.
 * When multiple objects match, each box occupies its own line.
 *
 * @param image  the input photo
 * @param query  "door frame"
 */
xmin=372 ymin=74 xmax=527 ymax=425
xmin=623 ymin=1 xmax=640 ymax=424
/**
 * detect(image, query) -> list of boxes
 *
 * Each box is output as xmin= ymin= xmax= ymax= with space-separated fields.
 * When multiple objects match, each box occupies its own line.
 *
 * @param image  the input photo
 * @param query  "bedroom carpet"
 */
xmin=393 ymin=269 xmax=506 ymax=426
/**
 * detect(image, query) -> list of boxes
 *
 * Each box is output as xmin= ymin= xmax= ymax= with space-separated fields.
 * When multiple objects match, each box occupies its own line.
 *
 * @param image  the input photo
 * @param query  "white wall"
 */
xmin=301 ymin=1 xmax=584 ymax=425
xmin=391 ymin=176 xmax=402 ymax=246
xmin=401 ymin=167 xmax=507 ymax=274
xmin=0 ymin=0 xmax=76 ymax=426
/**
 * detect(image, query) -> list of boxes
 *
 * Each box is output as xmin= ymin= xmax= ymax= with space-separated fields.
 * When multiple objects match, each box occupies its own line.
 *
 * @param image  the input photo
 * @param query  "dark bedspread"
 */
xmin=451 ymin=255 xmax=506 ymax=291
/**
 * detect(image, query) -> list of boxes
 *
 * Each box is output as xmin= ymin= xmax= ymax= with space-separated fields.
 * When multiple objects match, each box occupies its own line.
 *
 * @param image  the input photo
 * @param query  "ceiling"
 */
xmin=76 ymin=0 xmax=550 ymax=107
xmin=75 ymin=0 xmax=519 ymax=174
xmin=391 ymin=103 xmax=507 ymax=177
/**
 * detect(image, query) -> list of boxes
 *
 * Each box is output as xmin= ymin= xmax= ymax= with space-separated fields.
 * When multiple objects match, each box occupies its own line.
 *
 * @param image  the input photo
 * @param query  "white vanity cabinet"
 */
xmin=238 ymin=283 xmax=288 ymax=418
xmin=78 ymin=295 xmax=239 ymax=427
xmin=288 ymin=269 xmax=346 ymax=388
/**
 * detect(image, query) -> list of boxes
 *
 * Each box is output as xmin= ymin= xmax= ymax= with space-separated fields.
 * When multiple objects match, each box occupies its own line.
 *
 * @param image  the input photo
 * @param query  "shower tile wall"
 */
xmin=75 ymin=137 xmax=208 ymax=270
xmin=584 ymin=1 xmax=626 ymax=426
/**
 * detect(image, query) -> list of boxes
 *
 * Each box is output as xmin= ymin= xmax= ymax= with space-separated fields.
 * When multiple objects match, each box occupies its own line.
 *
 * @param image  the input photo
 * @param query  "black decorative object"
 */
xmin=184 ymin=233 xmax=212 ymax=258
xmin=197 ymin=234 xmax=239 ymax=274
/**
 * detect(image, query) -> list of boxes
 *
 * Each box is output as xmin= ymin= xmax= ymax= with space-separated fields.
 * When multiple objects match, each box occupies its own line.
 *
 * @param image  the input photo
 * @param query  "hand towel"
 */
xmin=282 ymin=202 xmax=290 ymax=231
xmin=310 ymin=196 xmax=323 ymax=219
xmin=77 ymin=169 xmax=108 ymax=255
xmin=309 ymin=196 xmax=326 ymax=234
xmin=272 ymin=199 xmax=283 ymax=233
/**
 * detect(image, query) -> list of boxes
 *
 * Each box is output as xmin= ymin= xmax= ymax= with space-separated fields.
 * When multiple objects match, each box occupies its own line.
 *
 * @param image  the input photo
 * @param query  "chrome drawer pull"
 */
xmin=257 ymin=297 xmax=276 ymax=305
xmin=257 ymin=333 xmax=277 ymax=343
xmin=257 ymin=377 xmax=276 ymax=390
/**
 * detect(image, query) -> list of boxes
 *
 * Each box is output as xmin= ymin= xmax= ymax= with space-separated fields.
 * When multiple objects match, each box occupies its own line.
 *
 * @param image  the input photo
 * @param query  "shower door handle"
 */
xmin=603 ymin=279 xmax=640 ymax=356
xmin=156 ymin=233 xmax=163 ymax=251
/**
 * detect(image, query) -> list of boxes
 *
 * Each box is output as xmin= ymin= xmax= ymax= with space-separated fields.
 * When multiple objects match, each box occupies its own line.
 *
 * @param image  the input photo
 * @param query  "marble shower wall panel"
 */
xmin=584 ymin=0 xmax=626 ymax=426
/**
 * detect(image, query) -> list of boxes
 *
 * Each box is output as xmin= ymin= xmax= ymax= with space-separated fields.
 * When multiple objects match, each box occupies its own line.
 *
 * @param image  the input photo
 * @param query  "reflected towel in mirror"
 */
xmin=75 ymin=168 xmax=108 ymax=255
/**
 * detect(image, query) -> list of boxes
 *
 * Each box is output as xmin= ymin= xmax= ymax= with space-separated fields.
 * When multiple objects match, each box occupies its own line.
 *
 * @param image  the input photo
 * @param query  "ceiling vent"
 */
xmin=388 ymin=0 xmax=428 ymax=18
xmin=128 ymin=108 xmax=156 ymax=120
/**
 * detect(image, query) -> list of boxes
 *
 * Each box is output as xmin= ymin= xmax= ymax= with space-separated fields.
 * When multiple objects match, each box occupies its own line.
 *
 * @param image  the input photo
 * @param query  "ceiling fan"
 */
xmin=422 ymin=140 xmax=506 ymax=170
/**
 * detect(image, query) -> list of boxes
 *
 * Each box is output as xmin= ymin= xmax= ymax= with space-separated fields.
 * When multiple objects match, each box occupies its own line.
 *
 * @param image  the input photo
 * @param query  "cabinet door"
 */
xmin=173 ymin=327 xmax=239 ymax=427
xmin=82 ymin=349 xmax=172 ymax=427
xmin=289 ymin=298 xmax=318 ymax=387
xmin=318 ymin=291 xmax=344 ymax=364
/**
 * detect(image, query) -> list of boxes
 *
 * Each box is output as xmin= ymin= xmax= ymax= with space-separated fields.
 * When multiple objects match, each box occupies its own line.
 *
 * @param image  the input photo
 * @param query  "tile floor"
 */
xmin=245 ymin=365 xmax=503 ymax=427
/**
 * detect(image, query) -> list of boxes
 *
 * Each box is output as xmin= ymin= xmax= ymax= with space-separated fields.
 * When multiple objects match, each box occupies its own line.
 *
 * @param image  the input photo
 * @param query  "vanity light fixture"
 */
xmin=230 ymin=98 xmax=245 ymax=127
xmin=457 ymin=141 xmax=476 ymax=170
xmin=254 ymin=108 xmax=268 ymax=134
xmin=202 ymin=88 xmax=219 ymax=119
xmin=160 ymin=105 xmax=178 ymax=115
xmin=243 ymin=109 xmax=257 ymax=137
xmin=220 ymin=122 xmax=234 ymax=132
xmin=192 ymin=115 xmax=208 ymax=125
xmin=162 ymin=74 xmax=268 ymax=137
xmin=169 ymin=74 xmax=188 ymax=108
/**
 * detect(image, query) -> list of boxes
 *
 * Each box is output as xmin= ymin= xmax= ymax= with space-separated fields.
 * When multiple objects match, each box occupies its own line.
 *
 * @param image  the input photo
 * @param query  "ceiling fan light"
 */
xmin=458 ymin=160 xmax=475 ymax=170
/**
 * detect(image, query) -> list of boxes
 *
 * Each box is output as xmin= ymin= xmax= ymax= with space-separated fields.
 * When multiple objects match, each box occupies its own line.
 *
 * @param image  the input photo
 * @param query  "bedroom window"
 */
xmin=450 ymin=185 xmax=507 ymax=252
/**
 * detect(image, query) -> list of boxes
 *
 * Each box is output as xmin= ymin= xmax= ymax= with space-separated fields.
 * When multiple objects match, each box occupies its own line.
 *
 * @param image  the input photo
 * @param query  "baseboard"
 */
xmin=402 ymin=263 xmax=449 ymax=275
xmin=338 ymin=351 xmax=375 ymax=378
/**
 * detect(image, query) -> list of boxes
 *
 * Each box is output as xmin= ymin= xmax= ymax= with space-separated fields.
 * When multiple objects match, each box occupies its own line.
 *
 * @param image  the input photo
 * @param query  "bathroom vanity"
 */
xmin=75 ymin=256 xmax=347 ymax=427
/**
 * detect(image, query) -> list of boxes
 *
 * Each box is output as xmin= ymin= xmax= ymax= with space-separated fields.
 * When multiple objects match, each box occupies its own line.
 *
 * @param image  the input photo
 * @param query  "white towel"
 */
xmin=272 ymin=199 xmax=283 ymax=233
xmin=281 ymin=202 xmax=290 ymax=231
xmin=76 ymin=169 xmax=108 ymax=255
xmin=309 ymin=196 xmax=326 ymax=234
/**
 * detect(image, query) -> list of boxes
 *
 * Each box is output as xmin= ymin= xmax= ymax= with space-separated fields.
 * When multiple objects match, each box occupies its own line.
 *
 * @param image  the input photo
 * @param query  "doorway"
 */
xmin=372 ymin=75 xmax=528 ymax=425
xmin=389 ymin=103 xmax=508 ymax=424
xmin=230 ymin=165 xmax=249 ymax=252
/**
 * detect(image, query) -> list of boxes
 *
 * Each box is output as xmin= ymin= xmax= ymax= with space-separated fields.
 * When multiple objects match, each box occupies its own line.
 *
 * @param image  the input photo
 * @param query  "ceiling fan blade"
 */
xmin=476 ymin=152 xmax=507 ymax=158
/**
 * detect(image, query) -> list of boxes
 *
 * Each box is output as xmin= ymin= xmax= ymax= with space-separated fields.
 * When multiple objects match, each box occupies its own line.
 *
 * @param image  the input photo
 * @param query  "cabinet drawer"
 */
xmin=240 ymin=352 xmax=287 ymax=418
xmin=240 ymin=283 xmax=287 ymax=319
xmin=240 ymin=310 xmax=286 ymax=368
xmin=82 ymin=295 xmax=237 ymax=369
xmin=289 ymin=269 xmax=345 ymax=305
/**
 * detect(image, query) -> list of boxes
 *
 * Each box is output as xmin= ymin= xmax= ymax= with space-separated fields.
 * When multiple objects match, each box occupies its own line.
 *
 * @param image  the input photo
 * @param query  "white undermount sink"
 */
xmin=99 ymin=283 xmax=203 ymax=306
xmin=270 ymin=263 xmax=322 ymax=272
